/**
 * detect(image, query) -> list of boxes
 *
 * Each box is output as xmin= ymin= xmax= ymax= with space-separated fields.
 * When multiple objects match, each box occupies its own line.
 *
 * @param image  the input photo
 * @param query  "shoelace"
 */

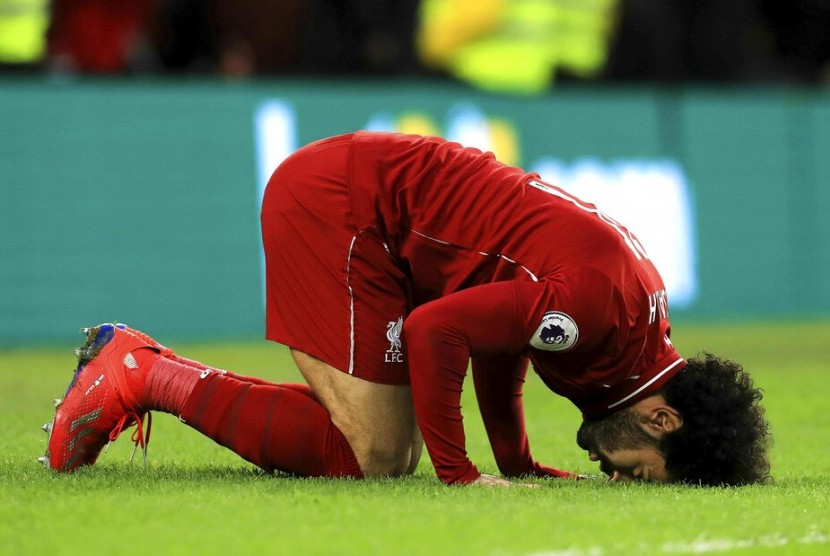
xmin=106 ymin=411 xmax=153 ymax=464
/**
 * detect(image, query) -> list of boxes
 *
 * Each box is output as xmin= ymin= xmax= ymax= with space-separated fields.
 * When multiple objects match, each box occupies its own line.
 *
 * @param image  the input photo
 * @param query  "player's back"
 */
xmin=349 ymin=132 xmax=681 ymax=415
xmin=350 ymin=131 xmax=654 ymax=300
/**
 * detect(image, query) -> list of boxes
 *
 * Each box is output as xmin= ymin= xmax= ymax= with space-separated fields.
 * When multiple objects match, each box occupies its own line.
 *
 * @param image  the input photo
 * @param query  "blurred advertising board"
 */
xmin=1 ymin=80 xmax=827 ymax=343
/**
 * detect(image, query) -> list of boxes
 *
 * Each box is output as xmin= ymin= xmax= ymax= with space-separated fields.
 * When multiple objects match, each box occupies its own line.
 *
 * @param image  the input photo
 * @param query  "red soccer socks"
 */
xmin=139 ymin=352 xmax=202 ymax=415
xmin=138 ymin=351 xmax=363 ymax=478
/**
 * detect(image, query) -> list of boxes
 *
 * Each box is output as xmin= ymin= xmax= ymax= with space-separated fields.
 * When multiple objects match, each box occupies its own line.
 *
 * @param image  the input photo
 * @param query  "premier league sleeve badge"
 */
xmin=529 ymin=311 xmax=579 ymax=351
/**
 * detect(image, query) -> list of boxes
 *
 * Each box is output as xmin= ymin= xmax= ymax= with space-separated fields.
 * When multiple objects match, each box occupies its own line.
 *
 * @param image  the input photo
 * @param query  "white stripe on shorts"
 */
xmin=345 ymin=234 xmax=358 ymax=375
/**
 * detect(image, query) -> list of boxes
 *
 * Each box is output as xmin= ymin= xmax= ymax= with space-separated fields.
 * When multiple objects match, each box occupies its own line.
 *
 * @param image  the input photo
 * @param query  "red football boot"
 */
xmin=40 ymin=323 xmax=160 ymax=472
xmin=117 ymin=324 xmax=174 ymax=358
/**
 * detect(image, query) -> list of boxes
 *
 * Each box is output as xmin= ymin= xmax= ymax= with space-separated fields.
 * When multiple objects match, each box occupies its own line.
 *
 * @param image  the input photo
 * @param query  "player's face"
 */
xmin=576 ymin=406 xmax=670 ymax=483
xmin=588 ymin=447 xmax=669 ymax=483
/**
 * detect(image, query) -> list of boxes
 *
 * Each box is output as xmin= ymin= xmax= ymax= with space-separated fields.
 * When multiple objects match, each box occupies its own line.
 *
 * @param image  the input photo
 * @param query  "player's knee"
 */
xmin=356 ymin=436 xmax=418 ymax=477
xmin=362 ymin=444 xmax=413 ymax=477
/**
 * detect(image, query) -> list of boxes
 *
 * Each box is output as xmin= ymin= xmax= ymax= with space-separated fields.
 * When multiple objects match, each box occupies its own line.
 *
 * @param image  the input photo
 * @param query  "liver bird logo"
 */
xmin=386 ymin=317 xmax=403 ymax=353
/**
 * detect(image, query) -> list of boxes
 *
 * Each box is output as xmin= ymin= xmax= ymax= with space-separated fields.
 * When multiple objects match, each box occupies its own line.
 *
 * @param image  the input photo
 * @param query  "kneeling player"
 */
xmin=42 ymin=132 xmax=770 ymax=486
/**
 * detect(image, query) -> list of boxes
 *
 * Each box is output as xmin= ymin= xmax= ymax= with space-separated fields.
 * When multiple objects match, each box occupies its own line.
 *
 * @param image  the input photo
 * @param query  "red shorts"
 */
xmin=260 ymin=134 xmax=410 ymax=385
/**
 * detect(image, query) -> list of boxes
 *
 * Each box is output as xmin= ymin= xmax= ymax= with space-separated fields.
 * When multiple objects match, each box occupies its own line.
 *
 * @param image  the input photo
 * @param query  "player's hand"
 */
xmin=533 ymin=461 xmax=582 ymax=479
xmin=472 ymin=473 xmax=539 ymax=488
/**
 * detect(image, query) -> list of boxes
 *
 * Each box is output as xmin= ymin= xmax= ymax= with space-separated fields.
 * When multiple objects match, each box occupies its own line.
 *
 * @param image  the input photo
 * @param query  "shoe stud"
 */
xmin=42 ymin=422 xmax=52 ymax=433
xmin=38 ymin=455 xmax=49 ymax=467
xmin=75 ymin=347 xmax=93 ymax=364
xmin=53 ymin=398 xmax=62 ymax=408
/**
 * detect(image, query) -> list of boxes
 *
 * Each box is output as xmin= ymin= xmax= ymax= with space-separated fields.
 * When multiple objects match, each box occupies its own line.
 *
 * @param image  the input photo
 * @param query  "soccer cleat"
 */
xmin=115 ymin=324 xmax=173 ymax=358
xmin=42 ymin=323 xmax=160 ymax=473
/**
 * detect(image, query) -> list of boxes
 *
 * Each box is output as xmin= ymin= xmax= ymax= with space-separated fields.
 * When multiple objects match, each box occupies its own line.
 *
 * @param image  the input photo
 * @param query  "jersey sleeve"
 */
xmin=471 ymin=354 xmax=536 ymax=477
xmin=404 ymin=280 xmax=547 ymax=484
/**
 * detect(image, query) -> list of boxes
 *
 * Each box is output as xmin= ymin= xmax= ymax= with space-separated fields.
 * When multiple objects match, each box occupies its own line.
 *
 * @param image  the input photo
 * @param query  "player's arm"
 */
xmin=405 ymin=279 xmax=547 ymax=485
xmin=472 ymin=354 xmax=534 ymax=477
xmin=472 ymin=354 xmax=577 ymax=479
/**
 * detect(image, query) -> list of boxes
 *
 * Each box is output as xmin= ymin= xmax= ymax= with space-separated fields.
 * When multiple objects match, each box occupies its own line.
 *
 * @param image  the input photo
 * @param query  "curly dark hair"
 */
xmin=659 ymin=353 xmax=772 ymax=486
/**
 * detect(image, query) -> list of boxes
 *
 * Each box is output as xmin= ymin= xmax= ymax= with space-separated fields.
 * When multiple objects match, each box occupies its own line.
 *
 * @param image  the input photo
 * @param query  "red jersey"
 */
xmin=262 ymin=131 xmax=686 ymax=484
xmin=348 ymin=131 xmax=685 ymax=483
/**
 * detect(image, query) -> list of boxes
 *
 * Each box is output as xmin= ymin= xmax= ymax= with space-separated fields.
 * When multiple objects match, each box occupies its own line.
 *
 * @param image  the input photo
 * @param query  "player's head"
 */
xmin=577 ymin=353 xmax=771 ymax=485
xmin=576 ymin=400 xmax=670 ymax=481
xmin=658 ymin=353 xmax=771 ymax=485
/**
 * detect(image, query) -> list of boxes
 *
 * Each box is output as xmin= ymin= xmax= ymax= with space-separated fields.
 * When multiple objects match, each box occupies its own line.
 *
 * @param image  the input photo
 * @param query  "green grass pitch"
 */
xmin=1 ymin=321 xmax=829 ymax=555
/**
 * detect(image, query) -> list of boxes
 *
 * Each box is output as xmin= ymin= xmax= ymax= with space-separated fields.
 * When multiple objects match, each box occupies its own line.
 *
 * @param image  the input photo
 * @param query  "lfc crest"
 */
xmin=385 ymin=316 xmax=404 ymax=363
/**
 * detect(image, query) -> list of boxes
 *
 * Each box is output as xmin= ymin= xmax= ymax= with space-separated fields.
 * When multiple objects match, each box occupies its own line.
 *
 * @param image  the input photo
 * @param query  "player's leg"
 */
xmin=258 ymin=132 xmax=423 ymax=476
xmin=47 ymin=135 xmax=382 ymax=476
xmin=165 ymin=353 xmax=362 ymax=477
xmin=291 ymin=349 xmax=422 ymax=476
xmin=121 ymin=323 xmax=315 ymax=396
xmin=43 ymin=324 xmax=363 ymax=477
xmin=137 ymin=333 xmax=421 ymax=477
